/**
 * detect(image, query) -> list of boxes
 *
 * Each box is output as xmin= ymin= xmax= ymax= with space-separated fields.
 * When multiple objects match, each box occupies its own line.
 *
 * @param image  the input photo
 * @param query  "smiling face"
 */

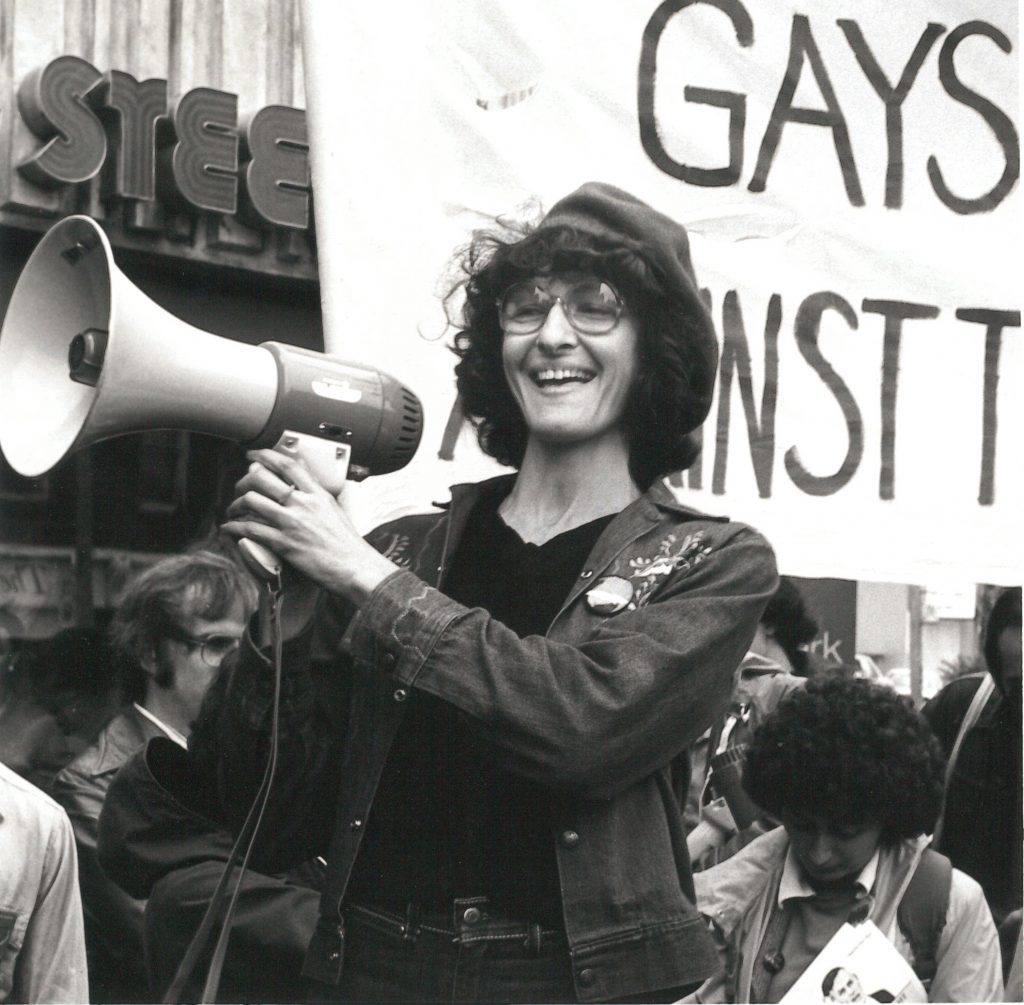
xmin=500 ymin=273 xmax=640 ymax=454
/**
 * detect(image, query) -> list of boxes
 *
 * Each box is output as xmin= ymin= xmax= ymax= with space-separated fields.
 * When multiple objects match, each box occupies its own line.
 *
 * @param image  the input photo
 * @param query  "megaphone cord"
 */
xmin=160 ymin=578 xmax=285 ymax=1005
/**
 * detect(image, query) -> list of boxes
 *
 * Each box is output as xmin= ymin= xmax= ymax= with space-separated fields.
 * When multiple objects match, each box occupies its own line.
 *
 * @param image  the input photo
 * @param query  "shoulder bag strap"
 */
xmin=933 ymin=674 xmax=996 ymax=846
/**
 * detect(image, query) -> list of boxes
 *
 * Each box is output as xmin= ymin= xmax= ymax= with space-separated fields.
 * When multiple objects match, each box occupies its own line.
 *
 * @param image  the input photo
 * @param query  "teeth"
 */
xmin=534 ymin=368 xmax=593 ymax=384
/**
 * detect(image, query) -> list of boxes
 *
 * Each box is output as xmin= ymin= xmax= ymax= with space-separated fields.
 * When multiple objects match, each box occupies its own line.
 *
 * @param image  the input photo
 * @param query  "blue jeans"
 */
xmin=308 ymin=897 xmax=576 ymax=1004
xmin=305 ymin=898 xmax=699 ymax=1004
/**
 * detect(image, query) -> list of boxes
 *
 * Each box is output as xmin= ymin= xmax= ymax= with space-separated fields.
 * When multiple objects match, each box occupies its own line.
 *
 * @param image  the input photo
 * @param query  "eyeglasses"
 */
xmin=496 ymin=278 xmax=626 ymax=336
xmin=165 ymin=630 xmax=241 ymax=667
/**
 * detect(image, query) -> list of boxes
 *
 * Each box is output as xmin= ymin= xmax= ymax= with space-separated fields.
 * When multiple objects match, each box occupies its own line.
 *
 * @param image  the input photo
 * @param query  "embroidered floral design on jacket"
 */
xmin=627 ymin=532 xmax=712 ymax=608
xmin=371 ymin=532 xmax=413 ymax=568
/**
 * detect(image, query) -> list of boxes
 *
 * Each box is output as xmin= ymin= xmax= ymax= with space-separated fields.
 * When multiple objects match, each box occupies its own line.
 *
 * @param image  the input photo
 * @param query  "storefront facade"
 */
xmin=0 ymin=0 xmax=320 ymax=642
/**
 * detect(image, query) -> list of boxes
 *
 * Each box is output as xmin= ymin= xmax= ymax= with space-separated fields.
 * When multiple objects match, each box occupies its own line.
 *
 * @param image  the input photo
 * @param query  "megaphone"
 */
xmin=0 ymin=215 xmax=424 ymax=576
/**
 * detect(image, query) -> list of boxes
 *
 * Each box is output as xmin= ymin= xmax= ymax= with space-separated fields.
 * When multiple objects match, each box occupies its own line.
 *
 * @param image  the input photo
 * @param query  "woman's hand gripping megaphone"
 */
xmin=222 ymin=441 xmax=397 ymax=616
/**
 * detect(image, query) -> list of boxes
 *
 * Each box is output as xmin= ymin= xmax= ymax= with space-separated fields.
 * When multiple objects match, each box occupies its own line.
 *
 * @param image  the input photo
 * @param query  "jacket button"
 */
xmin=580 ymin=569 xmax=594 ymax=579
xmin=462 ymin=906 xmax=482 ymax=925
xmin=349 ymin=818 xmax=363 ymax=831
xmin=578 ymin=968 xmax=596 ymax=988
xmin=393 ymin=688 xmax=408 ymax=702
xmin=560 ymin=829 xmax=580 ymax=848
xmin=380 ymin=652 xmax=397 ymax=671
xmin=328 ymin=950 xmax=341 ymax=963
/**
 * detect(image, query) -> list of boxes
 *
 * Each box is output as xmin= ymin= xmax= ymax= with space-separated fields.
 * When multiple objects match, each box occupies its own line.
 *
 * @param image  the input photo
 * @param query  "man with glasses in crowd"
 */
xmin=52 ymin=548 xmax=257 ymax=1003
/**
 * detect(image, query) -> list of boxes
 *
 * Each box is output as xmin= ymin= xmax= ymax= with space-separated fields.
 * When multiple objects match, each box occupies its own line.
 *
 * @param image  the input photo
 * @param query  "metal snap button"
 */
xmin=578 ymin=967 xmax=596 ymax=987
xmin=560 ymin=829 xmax=580 ymax=848
xmin=580 ymin=569 xmax=594 ymax=579
xmin=462 ymin=906 xmax=482 ymax=925
xmin=393 ymin=688 xmax=408 ymax=702
xmin=349 ymin=818 xmax=363 ymax=831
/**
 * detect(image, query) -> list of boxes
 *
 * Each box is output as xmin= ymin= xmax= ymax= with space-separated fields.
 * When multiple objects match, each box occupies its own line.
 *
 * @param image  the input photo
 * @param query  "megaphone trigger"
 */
xmin=269 ymin=431 xmax=351 ymax=496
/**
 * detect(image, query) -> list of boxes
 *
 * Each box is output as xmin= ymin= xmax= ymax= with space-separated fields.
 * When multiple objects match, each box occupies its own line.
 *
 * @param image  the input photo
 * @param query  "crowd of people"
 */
xmin=0 ymin=183 xmax=1020 ymax=1004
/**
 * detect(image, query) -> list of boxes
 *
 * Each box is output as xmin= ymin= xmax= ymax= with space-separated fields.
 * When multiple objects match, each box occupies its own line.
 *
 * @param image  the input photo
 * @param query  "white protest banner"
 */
xmin=300 ymin=0 xmax=1020 ymax=586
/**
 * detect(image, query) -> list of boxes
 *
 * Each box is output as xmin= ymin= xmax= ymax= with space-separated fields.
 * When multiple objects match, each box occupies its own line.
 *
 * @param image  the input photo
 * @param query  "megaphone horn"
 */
xmin=0 ymin=215 xmax=423 ymax=483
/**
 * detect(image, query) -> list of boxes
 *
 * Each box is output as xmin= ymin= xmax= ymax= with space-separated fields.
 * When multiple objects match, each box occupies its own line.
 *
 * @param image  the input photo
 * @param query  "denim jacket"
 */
xmin=194 ymin=474 xmax=778 ymax=1002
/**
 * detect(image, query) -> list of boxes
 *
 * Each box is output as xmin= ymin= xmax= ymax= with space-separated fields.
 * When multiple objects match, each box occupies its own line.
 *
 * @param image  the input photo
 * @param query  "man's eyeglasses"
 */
xmin=165 ymin=630 xmax=241 ymax=667
xmin=497 ymin=278 xmax=625 ymax=336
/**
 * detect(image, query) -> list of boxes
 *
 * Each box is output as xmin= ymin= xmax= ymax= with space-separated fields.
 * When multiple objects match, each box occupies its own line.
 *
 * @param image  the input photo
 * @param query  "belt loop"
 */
xmin=402 ymin=902 xmax=421 ymax=943
xmin=524 ymin=922 xmax=542 ymax=955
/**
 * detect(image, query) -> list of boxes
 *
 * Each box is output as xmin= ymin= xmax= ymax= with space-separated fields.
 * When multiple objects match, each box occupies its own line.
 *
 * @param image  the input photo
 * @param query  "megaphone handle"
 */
xmin=234 ymin=432 xmax=352 ymax=583
xmin=237 ymin=538 xmax=282 ymax=582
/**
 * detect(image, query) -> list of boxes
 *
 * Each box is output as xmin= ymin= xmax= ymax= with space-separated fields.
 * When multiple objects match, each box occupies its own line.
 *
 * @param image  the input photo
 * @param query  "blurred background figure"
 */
xmin=684 ymin=577 xmax=818 ymax=864
xmin=923 ymin=586 xmax=1022 ymax=981
xmin=748 ymin=576 xmax=822 ymax=678
xmin=0 ymin=758 xmax=89 ymax=1002
xmin=51 ymin=549 xmax=258 ymax=1003
xmin=693 ymin=674 xmax=1002 ymax=1004
xmin=0 ymin=626 xmax=126 ymax=791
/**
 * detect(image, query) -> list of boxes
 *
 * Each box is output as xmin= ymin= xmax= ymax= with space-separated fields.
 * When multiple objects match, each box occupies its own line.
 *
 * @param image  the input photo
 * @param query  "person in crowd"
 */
xmin=925 ymin=590 xmax=1019 ymax=926
xmin=0 ymin=626 xmax=124 ymax=792
xmin=102 ymin=182 xmax=778 ymax=1003
xmin=51 ymin=550 xmax=256 ymax=1003
xmin=0 ymin=757 xmax=88 ymax=1002
xmin=923 ymin=587 xmax=1022 ymax=967
xmin=690 ymin=674 xmax=1002 ymax=1003
xmin=747 ymin=575 xmax=820 ymax=678
xmin=684 ymin=576 xmax=816 ymax=863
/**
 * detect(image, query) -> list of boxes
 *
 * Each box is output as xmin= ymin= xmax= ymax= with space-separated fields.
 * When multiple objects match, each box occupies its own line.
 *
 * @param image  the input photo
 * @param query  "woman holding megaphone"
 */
xmin=205 ymin=183 xmax=778 ymax=1003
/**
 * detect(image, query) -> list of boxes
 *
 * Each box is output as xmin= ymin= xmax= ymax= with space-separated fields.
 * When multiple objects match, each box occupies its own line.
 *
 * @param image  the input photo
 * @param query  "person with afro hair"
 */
xmin=687 ymin=674 xmax=1002 ymax=1003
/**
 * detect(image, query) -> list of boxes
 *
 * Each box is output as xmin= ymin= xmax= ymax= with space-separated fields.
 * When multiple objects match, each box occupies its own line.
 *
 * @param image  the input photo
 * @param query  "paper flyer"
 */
xmin=780 ymin=919 xmax=927 ymax=1003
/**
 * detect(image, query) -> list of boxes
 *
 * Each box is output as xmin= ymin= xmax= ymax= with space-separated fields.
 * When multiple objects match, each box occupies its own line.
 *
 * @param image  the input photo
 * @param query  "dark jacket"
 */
xmin=922 ymin=587 xmax=1022 ymax=927
xmin=104 ymin=474 xmax=777 ymax=1002
xmin=51 ymin=705 xmax=164 ymax=1002
xmin=923 ymin=674 xmax=1021 ymax=926
xmin=99 ymin=735 xmax=322 ymax=1002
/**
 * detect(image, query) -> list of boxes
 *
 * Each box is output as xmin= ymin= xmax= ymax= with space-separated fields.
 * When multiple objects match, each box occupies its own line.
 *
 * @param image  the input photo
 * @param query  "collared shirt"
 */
xmin=693 ymin=829 xmax=1004 ymax=1003
xmin=133 ymin=702 xmax=188 ymax=749
xmin=777 ymin=845 xmax=879 ymax=907
xmin=765 ymin=847 xmax=880 ymax=1003
xmin=0 ymin=762 xmax=88 ymax=1003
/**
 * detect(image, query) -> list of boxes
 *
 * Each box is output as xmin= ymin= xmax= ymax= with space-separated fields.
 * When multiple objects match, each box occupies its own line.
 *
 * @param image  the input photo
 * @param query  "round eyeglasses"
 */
xmin=497 ymin=278 xmax=625 ymax=336
xmin=166 ymin=630 xmax=242 ymax=667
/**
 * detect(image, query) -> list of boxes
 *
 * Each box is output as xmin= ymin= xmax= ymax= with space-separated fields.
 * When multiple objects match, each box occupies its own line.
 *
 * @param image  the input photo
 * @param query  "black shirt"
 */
xmin=346 ymin=483 xmax=614 ymax=927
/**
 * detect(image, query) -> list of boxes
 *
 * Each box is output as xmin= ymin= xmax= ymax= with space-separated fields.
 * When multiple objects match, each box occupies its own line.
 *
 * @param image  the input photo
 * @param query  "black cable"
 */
xmin=161 ymin=579 xmax=284 ymax=1004
xmin=200 ymin=585 xmax=284 ymax=1002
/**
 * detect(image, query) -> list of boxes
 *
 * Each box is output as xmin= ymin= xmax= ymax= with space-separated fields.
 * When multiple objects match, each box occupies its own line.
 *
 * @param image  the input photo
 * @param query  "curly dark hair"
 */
xmin=447 ymin=219 xmax=707 ymax=489
xmin=743 ymin=673 xmax=946 ymax=845
xmin=763 ymin=577 xmax=820 ymax=676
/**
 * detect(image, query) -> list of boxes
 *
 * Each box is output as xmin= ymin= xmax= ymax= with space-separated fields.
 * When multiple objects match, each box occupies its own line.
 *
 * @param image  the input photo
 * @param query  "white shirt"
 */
xmin=0 ymin=762 xmax=88 ymax=1003
xmin=132 ymin=702 xmax=188 ymax=749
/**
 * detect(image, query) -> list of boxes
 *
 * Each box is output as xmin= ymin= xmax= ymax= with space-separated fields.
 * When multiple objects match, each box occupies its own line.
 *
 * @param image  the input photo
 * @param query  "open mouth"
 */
xmin=531 ymin=367 xmax=595 ymax=387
